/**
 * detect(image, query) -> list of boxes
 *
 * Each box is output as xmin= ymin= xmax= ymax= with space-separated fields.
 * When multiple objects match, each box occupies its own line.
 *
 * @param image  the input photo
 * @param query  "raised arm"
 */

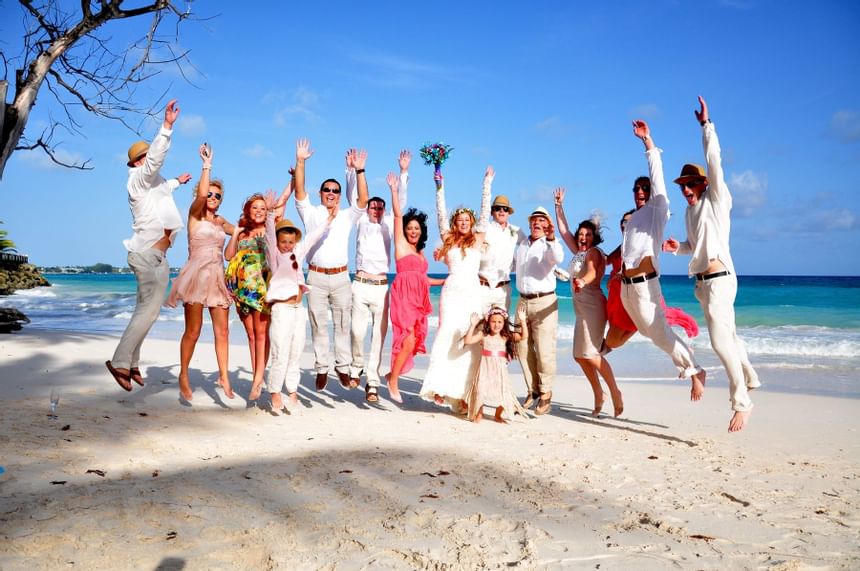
xmin=698 ymin=96 xmax=730 ymax=205
xmin=632 ymin=119 xmax=669 ymax=219
xmin=353 ymin=149 xmax=369 ymax=209
xmin=225 ymin=224 xmax=243 ymax=261
xmin=463 ymin=313 xmax=485 ymax=346
xmin=294 ymin=138 xmax=313 ymax=202
xmin=553 ymin=187 xmax=578 ymax=253
xmin=345 ymin=149 xmax=357 ymax=207
xmin=398 ymin=149 xmax=411 ymax=210
xmin=273 ymin=171 xmax=294 ymax=221
xmin=387 ymin=172 xmax=408 ymax=256
xmin=188 ymin=143 xmax=213 ymax=221
xmin=435 ymin=170 xmax=449 ymax=237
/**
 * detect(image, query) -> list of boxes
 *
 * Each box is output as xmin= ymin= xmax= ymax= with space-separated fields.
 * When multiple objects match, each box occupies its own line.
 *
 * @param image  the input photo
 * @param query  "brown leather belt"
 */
xmin=354 ymin=275 xmax=388 ymax=285
xmin=696 ymin=270 xmax=730 ymax=281
xmin=622 ymin=271 xmax=658 ymax=285
xmin=479 ymin=278 xmax=511 ymax=288
xmin=520 ymin=291 xmax=554 ymax=300
xmin=308 ymin=264 xmax=348 ymax=275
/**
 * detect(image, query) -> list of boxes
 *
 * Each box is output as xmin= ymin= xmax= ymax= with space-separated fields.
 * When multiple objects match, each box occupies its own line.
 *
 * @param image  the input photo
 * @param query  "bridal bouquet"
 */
xmin=419 ymin=142 xmax=453 ymax=175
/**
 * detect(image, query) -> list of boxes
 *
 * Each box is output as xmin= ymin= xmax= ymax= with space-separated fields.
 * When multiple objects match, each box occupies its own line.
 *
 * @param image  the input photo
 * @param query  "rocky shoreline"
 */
xmin=0 ymin=263 xmax=49 ymax=332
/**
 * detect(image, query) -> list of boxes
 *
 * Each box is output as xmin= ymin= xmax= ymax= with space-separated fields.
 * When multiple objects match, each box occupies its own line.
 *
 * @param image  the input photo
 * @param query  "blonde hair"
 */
xmin=438 ymin=208 xmax=476 ymax=258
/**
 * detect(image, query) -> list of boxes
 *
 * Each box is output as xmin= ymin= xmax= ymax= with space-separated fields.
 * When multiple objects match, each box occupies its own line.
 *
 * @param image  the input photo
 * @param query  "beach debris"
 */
xmin=339 ymin=469 xmax=353 ymax=474
xmin=689 ymin=534 xmax=715 ymax=542
xmin=721 ymin=492 xmax=750 ymax=507
xmin=152 ymin=470 xmax=160 ymax=478
xmin=166 ymin=530 xmax=177 ymax=540
xmin=420 ymin=493 xmax=440 ymax=500
xmin=138 ymin=412 xmax=148 ymax=417
xmin=61 ymin=424 xmax=70 ymax=431
xmin=437 ymin=470 xmax=450 ymax=476
xmin=86 ymin=469 xmax=106 ymax=477
xmin=648 ymin=455 xmax=658 ymax=460
xmin=50 ymin=480 xmax=67 ymax=485
xmin=822 ymin=490 xmax=840 ymax=498
xmin=200 ymin=455 xmax=221 ymax=461
xmin=421 ymin=472 xmax=437 ymax=478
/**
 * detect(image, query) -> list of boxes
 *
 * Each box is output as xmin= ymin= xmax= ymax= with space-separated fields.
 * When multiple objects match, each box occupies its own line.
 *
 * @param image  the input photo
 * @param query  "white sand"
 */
xmin=1 ymin=328 xmax=859 ymax=570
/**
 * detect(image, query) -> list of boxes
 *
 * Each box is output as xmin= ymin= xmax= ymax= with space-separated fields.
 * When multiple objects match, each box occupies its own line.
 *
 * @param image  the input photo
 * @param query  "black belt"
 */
xmin=621 ymin=271 xmax=658 ymax=285
xmin=479 ymin=278 xmax=511 ymax=288
xmin=696 ymin=270 xmax=730 ymax=281
xmin=520 ymin=291 xmax=555 ymax=300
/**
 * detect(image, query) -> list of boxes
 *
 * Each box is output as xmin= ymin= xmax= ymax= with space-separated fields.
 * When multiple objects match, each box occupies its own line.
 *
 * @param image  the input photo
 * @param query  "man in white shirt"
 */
xmin=622 ymin=119 xmax=706 ymax=401
xmin=514 ymin=207 xmax=564 ymax=416
xmin=346 ymin=150 xmax=410 ymax=400
xmin=294 ymin=141 xmax=368 ymax=391
xmin=479 ymin=195 xmax=519 ymax=313
xmin=106 ymin=99 xmax=191 ymax=392
xmin=663 ymin=96 xmax=760 ymax=432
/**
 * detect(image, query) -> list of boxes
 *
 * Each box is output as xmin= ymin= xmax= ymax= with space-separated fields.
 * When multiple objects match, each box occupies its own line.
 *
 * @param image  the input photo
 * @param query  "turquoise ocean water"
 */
xmin=3 ymin=273 xmax=859 ymax=398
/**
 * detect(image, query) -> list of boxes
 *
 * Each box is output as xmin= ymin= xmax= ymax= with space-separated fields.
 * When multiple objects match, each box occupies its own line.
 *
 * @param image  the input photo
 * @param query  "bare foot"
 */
xmin=217 ymin=377 xmax=235 ymax=399
xmin=434 ymin=394 xmax=445 ymax=405
xmin=387 ymin=375 xmax=403 ymax=403
xmin=472 ymin=412 xmax=483 ymax=423
xmin=270 ymin=392 xmax=284 ymax=411
xmin=690 ymin=369 xmax=707 ymax=401
xmin=248 ymin=381 xmax=263 ymax=401
xmin=591 ymin=391 xmax=606 ymax=417
xmin=178 ymin=373 xmax=193 ymax=401
xmin=288 ymin=392 xmax=299 ymax=407
xmin=494 ymin=407 xmax=508 ymax=424
xmin=728 ymin=410 xmax=751 ymax=432
xmin=610 ymin=389 xmax=624 ymax=418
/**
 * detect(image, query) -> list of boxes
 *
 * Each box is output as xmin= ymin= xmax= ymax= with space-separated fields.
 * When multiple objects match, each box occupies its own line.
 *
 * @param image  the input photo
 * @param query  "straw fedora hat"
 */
xmin=126 ymin=141 xmax=149 ymax=167
xmin=492 ymin=195 xmax=515 ymax=214
xmin=275 ymin=218 xmax=302 ymax=241
xmin=673 ymin=163 xmax=708 ymax=185
xmin=528 ymin=206 xmax=551 ymax=221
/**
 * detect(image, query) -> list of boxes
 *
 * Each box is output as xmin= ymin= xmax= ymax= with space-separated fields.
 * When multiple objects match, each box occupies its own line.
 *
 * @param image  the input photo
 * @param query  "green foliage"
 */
xmin=0 ymin=221 xmax=17 ymax=253
xmin=87 ymin=263 xmax=115 ymax=274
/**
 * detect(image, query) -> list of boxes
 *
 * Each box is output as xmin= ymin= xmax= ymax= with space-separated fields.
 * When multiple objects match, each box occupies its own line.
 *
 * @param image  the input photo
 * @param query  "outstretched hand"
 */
xmin=516 ymin=306 xmax=527 ymax=324
xmin=199 ymin=143 xmax=213 ymax=163
xmin=296 ymin=138 xmax=313 ymax=161
xmin=399 ymin=149 xmax=412 ymax=172
xmin=484 ymin=165 xmax=495 ymax=183
xmin=663 ymin=238 xmax=680 ymax=253
xmin=632 ymin=120 xmax=650 ymax=140
xmin=386 ymin=171 xmax=399 ymax=190
xmin=164 ymin=99 xmax=180 ymax=128
xmin=177 ymin=173 xmax=192 ymax=184
xmin=354 ymin=149 xmax=368 ymax=170
xmin=695 ymin=95 xmax=709 ymax=125
xmin=554 ymin=187 xmax=566 ymax=206
xmin=470 ymin=312 xmax=481 ymax=326
xmin=263 ymin=189 xmax=278 ymax=210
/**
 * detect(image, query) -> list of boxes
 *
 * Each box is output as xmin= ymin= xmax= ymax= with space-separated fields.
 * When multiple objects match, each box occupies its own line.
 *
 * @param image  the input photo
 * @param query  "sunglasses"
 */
xmin=321 ymin=187 xmax=341 ymax=194
xmin=290 ymin=253 xmax=298 ymax=270
xmin=632 ymin=185 xmax=651 ymax=192
xmin=680 ymin=179 xmax=704 ymax=189
xmin=207 ymin=192 xmax=222 ymax=200
xmin=492 ymin=205 xmax=510 ymax=213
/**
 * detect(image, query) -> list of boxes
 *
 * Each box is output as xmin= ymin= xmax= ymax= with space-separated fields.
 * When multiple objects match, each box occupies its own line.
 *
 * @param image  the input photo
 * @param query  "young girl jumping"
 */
xmin=463 ymin=305 xmax=530 ymax=423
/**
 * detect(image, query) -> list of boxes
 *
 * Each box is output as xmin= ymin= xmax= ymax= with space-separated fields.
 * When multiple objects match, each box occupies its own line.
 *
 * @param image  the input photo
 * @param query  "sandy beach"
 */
xmin=1 ymin=328 xmax=859 ymax=570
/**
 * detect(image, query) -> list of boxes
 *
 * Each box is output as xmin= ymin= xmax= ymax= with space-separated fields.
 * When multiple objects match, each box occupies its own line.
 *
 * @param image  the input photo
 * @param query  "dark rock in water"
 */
xmin=0 ymin=307 xmax=30 ymax=333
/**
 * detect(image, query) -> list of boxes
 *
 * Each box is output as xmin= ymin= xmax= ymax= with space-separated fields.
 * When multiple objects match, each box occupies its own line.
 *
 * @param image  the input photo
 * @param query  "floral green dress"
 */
xmin=225 ymin=235 xmax=270 ymax=315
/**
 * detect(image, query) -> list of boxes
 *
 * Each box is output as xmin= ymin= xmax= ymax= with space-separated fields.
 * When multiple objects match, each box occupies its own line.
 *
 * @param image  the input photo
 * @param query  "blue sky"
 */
xmin=1 ymin=0 xmax=859 ymax=275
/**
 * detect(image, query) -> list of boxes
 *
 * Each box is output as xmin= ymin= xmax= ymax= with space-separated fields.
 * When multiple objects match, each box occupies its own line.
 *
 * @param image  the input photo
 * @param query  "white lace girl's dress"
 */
xmin=568 ymin=247 xmax=607 ymax=359
xmin=419 ymin=246 xmax=482 ymax=406
xmin=463 ymin=334 xmax=529 ymax=421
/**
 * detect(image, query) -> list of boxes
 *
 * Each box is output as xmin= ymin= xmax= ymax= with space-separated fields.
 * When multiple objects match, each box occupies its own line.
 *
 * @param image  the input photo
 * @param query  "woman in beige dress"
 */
xmin=554 ymin=188 xmax=623 ymax=417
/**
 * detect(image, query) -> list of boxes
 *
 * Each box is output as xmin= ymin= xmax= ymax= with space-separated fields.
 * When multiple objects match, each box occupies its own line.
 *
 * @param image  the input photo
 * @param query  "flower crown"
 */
xmin=485 ymin=306 xmax=508 ymax=320
xmin=450 ymin=207 xmax=476 ymax=223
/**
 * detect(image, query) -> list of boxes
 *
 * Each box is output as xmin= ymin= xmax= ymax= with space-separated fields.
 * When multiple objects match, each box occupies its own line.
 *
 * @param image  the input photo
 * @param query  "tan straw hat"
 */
xmin=528 ymin=206 xmax=551 ymax=221
xmin=126 ymin=141 xmax=149 ymax=167
xmin=673 ymin=163 xmax=708 ymax=185
xmin=492 ymin=195 xmax=515 ymax=214
xmin=275 ymin=218 xmax=302 ymax=241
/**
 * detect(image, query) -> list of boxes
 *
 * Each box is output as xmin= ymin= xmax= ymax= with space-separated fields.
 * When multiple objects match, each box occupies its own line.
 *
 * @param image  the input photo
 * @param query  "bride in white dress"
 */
xmin=419 ymin=165 xmax=493 ymax=410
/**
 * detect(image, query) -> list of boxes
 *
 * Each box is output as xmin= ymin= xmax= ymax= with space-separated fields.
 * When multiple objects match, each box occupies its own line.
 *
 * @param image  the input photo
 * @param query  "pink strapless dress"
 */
xmin=389 ymin=253 xmax=433 ymax=374
xmin=166 ymin=220 xmax=232 ymax=308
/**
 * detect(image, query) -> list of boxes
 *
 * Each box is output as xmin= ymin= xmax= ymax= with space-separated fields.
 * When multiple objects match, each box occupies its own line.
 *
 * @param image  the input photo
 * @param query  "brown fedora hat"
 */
xmin=673 ymin=163 xmax=708 ymax=185
xmin=492 ymin=195 xmax=514 ymax=214
xmin=275 ymin=218 xmax=302 ymax=241
xmin=127 ymin=141 xmax=149 ymax=167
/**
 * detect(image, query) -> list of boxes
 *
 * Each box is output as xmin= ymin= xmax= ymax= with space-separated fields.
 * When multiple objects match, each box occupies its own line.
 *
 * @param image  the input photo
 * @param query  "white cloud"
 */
xmin=810 ymin=208 xmax=859 ymax=231
xmin=345 ymin=51 xmax=474 ymax=90
xmin=728 ymin=170 xmax=767 ymax=216
xmin=177 ymin=114 xmax=207 ymax=136
xmin=271 ymin=86 xmax=322 ymax=127
xmin=631 ymin=103 xmax=660 ymax=119
xmin=533 ymin=115 xmax=573 ymax=139
xmin=242 ymin=144 xmax=273 ymax=159
xmin=829 ymin=110 xmax=860 ymax=143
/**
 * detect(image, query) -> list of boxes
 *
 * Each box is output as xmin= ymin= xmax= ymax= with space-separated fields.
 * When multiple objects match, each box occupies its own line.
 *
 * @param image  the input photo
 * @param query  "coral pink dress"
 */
xmin=166 ymin=220 xmax=232 ymax=308
xmin=389 ymin=253 xmax=433 ymax=375
xmin=606 ymin=252 xmax=699 ymax=338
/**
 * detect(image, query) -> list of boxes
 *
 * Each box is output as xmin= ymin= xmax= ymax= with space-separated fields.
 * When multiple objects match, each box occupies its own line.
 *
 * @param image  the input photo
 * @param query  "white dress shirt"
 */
xmin=674 ymin=122 xmax=736 ymax=276
xmin=264 ymin=213 xmax=330 ymax=302
xmin=514 ymin=234 xmax=565 ymax=294
xmin=479 ymin=221 xmax=520 ymax=286
xmin=295 ymin=196 xmax=364 ymax=268
xmin=346 ymin=169 xmax=408 ymax=275
xmin=123 ymin=126 xmax=183 ymax=253
xmin=621 ymin=147 xmax=670 ymax=272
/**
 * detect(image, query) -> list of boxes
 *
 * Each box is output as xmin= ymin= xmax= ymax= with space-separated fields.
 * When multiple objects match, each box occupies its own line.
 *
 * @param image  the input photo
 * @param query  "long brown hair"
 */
xmin=438 ymin=208 xmax=476 ymax=258
xmin=238 ymin=193 xmax=265 ymax=231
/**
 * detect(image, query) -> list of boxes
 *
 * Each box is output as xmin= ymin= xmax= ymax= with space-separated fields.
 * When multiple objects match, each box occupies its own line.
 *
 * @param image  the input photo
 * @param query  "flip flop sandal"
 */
xmin=105 ymin=360 xmax=132 ymax=392
xmin=535 ymin=393 xmax=553 ymax=416
xmin=523 ymin=391 xmax=539 ymax=409
xmin=129 ymin=367 xmax=144 ymax=387
xmin=365 ymin=385 xmax=379 ymax=403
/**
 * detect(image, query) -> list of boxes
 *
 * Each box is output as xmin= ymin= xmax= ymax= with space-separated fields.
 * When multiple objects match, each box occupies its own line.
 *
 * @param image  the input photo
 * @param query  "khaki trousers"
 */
xmin=695 ymin=274 xmax=759 ymax=412
xmin=306 ymin=270 xmax=352 ymax=374
xmin=515 ymin=293 xmax=559 ymax=395
xmin=349 ymin=280 xmax=389 ymax=386
xmin=112 ymin=248 xmax=169 ymax=369
xmin=620 ymin=278 xmax=702 ymax=379
xmin=267 ymin=303 xmax=306 ymax=394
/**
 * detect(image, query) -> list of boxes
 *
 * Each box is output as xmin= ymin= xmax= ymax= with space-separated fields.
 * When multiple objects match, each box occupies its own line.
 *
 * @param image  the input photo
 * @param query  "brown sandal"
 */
xmin=105 ymin=360 xmax=132 ymax=392
xmin=535 ymin=392 xmax=552 ymax=416
xmin=523 ymin=391 xmax=539 ymax=409
xmin=129 ymin=367 xmax=144 ymax=387
xmin=365 ymin=385 xmax=379 ymax=403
